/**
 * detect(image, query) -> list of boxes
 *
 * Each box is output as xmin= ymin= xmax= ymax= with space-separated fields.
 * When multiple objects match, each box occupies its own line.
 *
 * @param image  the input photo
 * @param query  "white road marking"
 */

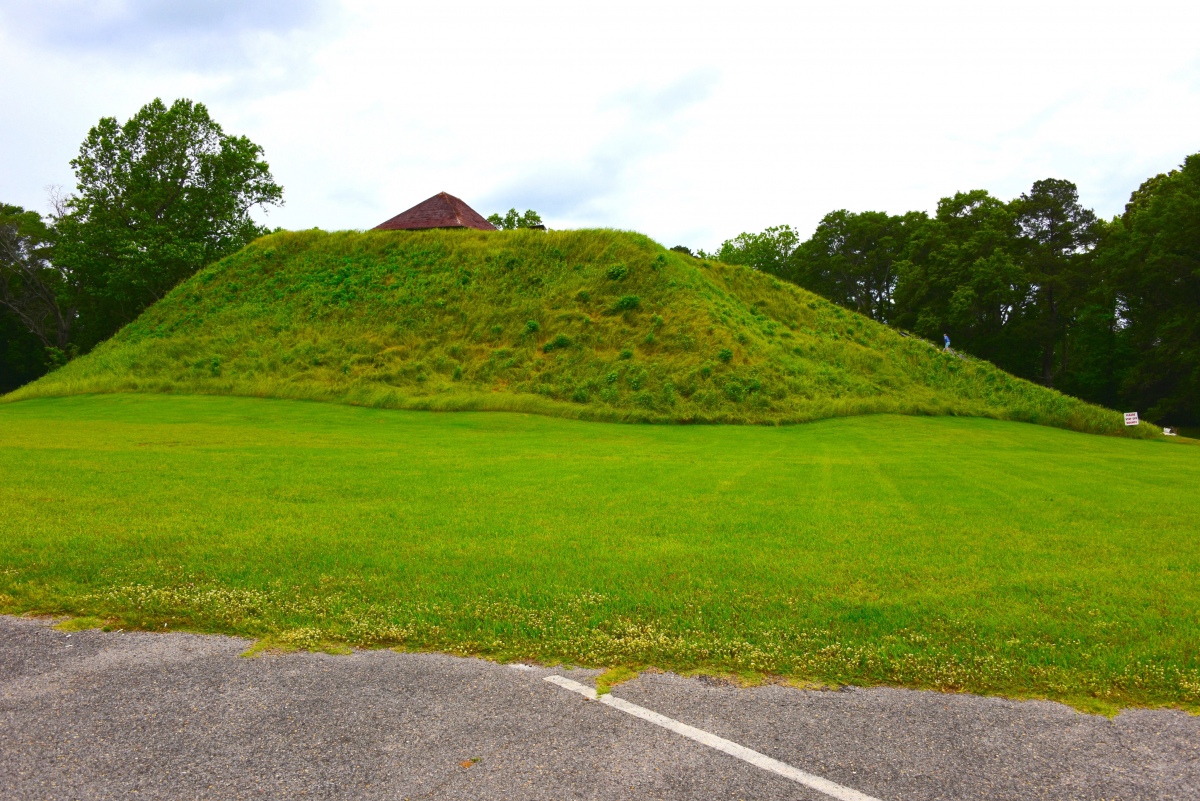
xmin=544 ymin=675 xmax=882 ymax=801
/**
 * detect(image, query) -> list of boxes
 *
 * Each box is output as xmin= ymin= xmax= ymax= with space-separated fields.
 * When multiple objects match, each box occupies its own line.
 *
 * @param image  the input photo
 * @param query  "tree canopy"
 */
xmin=1100 ymin=155 xmax=1200 ymax=422
xmin=55 ymin=97 xmax=283 ymax=348
xmin=0 ymin=204 xmax=64 ymax=391
xmin=0 ymin=97 xmax=282 ymax=388
xmin=0 ymin=203 xmax=70 ymax=351
xmin=713 ymin=156 xmax=1200 ymax=424
xmin=487 ymin=208 xmax=544 ymax=230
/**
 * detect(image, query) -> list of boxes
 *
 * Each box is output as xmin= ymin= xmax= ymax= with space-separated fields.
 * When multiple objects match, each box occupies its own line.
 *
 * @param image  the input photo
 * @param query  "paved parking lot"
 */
xmin=1 ymin=615 xmax=1196 ymax=800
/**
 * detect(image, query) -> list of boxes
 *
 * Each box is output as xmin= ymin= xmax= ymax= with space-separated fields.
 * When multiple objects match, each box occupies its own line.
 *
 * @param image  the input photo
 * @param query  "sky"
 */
xmin=1 ymin=0 xmax=1198 ymax=251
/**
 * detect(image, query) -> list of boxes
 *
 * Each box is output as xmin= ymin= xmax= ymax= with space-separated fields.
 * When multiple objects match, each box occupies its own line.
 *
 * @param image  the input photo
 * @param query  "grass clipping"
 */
xmin=6 ymin=227 xmax=1151 ymax=437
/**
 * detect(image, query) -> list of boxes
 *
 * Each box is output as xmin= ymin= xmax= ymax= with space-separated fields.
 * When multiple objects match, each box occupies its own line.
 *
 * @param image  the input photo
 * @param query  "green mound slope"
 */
xmin=7 ymin=228 xmax=1148 ymax=435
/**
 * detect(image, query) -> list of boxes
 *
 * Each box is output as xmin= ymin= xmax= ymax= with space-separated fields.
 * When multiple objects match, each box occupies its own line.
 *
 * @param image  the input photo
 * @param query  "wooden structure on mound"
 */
xmin=373 ymin=192 xmax=496 ymax=231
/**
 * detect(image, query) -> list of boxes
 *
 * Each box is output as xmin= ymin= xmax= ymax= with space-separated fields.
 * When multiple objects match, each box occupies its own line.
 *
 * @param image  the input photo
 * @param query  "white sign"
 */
xmin=1124 ymin=412 xmax=1139 ymax=426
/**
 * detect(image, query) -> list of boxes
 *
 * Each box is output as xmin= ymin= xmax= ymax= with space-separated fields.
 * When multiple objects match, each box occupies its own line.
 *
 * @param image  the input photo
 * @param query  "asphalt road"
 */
xmin=1 ymin=615 xmax=1196 ymax=800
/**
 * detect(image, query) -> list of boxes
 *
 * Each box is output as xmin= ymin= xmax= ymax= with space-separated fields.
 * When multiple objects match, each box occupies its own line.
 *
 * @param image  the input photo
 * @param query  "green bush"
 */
xmin=612 ymin=295 xmax=640 ymax=312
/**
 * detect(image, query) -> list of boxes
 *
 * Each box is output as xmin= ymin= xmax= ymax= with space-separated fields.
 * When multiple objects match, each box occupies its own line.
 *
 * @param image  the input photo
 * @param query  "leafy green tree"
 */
xmin=1053 ymin=282 xmax=1137 ymax=412
xmin=716 ymin=213 xmax=927 ymax=324
xmin=1098 ymin=154 xmax=1200 ymax=423
xmin=705 ymin=162 xmax=1200 ymax=422
xmin=0 ymin=309 xmax=49 ymax=392
xmin=792 ymin=211 xmax=928 ymax=323
xmin=0 ymin=204 xmax=74 ymax=351
xmin=893 ymin=191 xmax=1037 ymax=375
xmin=1012 ymin=179 xmax=1098 ymax=386
xmin=55 ymin=98 xmax=283 ymax=348
xmin=487 ymin=208 xmax=544 ymax=230
xmin=714 ymin=224 xmax=801 ymax=279
xmin=0 ymin=203 xmax=75 ymax=390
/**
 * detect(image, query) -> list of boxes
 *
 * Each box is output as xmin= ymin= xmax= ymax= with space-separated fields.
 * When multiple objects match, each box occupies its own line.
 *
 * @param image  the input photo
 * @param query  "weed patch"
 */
xmin=596 ymin=665 xmax=641 ymax=695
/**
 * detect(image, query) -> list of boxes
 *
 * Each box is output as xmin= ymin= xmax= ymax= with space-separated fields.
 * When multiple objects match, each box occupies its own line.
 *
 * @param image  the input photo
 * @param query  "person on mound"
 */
xmin=943 ymin=333 xmax=951 ymax=352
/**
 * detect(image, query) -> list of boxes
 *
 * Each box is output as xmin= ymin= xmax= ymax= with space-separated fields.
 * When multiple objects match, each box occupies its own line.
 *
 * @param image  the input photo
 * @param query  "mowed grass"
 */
xmin=0 ymin=394 xmax=1196 ymax=713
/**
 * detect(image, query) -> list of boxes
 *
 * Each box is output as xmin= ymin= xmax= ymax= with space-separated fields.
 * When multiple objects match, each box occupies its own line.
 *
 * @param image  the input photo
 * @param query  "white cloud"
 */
xmin=1 ymin=0 xmax=1198 ymax=251
xmin=0 ymin=0 xmax=330 ymax=66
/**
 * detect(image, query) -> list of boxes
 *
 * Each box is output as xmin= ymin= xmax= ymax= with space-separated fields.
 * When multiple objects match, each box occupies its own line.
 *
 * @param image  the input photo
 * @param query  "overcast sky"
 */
xmin=1 ymin=0 xmax=1198 ymax=250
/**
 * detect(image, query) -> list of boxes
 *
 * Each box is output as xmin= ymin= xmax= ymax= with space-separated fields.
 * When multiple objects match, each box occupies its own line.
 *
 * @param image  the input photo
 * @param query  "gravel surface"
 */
xmin=1 ymin=615 xmax=1196 ymax=800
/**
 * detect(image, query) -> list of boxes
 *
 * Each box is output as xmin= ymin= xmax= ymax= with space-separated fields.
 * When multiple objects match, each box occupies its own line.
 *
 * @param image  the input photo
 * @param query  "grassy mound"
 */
xmin=6 ymin=228 xmax=1151 ymax=435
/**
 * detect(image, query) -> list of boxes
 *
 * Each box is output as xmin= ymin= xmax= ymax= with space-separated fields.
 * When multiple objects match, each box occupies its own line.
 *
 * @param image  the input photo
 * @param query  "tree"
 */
xmin=0 ymin=310 xmax=47 ymax=393
xmin=487 ymin=208 xmax=543 ymax=230
xmin=714 ymin=225 xmax=801 ymax=280
xmin=0 ymin=203 xmax=74 ymax=353
xmin=705 ymin=163 xmax=1196 ymax=421
xmin=1012 ymin=179 xmax=1098 ymax=386
xmin=1099 ymin=153 xmax=1200 ymax=423
xmin=1052 ymin=275 xmax=1136 ymax=412
xmin=716 ymin=214 xmax=927 ymax=324
xmin=893 ymin=191 xmax=1036 ymax=375
xmin=55 ymin=98 xmax=283 ymax=348
xmin=792 ymin=211 xmax=928 ymax=323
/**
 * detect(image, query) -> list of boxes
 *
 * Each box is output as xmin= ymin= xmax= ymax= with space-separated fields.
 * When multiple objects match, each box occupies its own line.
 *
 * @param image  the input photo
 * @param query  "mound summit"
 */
xmin=6 ymin=227 xmax=1148 ymax=436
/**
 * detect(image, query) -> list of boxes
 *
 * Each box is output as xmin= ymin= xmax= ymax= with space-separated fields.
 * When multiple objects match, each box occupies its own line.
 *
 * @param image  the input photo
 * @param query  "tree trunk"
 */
xmin=1042 ymin=286 xmax=1057 ymax=386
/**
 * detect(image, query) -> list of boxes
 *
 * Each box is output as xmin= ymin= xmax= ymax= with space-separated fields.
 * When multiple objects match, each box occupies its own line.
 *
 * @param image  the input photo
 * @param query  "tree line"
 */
xmin=706 ymin=162 xmax=1200 ymax=425
xmin=0 ymin=98 xmax=282 ymax=391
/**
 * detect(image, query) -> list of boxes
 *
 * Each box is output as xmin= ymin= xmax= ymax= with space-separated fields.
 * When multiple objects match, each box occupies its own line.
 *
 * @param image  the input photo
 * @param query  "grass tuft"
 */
xmin=53 ymin=616 xmax=107 ymax=632
xmin=596 ymin=665 xmax=641 ymax=695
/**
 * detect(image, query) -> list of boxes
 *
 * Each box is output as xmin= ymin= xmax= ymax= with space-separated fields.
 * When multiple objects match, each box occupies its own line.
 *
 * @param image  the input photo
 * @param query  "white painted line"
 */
xmin=544 ymin=675 xmax=882 ymax=801
xmin=545 ymin=674 xmax=599 ymax=699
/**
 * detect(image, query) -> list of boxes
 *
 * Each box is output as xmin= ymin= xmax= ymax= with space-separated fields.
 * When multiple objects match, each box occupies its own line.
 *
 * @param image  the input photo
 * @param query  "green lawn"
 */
xmin=1 ymin=394 xmax=1196 ymax=713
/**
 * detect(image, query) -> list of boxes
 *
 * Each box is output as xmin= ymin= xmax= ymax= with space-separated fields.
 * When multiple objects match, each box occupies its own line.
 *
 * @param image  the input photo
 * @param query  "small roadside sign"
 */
xmin=1124 ymin=412 xmax=1139 ymax=426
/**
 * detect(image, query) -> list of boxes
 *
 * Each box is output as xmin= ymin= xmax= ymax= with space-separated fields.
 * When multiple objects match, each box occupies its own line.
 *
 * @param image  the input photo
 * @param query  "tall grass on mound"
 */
xmin=7 ymin=228 xmax=1153 ymax=437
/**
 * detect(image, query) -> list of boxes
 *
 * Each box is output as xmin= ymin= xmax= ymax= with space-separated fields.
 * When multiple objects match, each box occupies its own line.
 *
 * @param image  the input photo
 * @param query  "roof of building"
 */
xmin=372 ymin=192 xmax=496 ymax=231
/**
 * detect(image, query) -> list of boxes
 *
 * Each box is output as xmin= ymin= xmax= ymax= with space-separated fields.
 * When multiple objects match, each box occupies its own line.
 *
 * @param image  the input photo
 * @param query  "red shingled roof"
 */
xmin=373 ymin=192 xmax=496 ymax=231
